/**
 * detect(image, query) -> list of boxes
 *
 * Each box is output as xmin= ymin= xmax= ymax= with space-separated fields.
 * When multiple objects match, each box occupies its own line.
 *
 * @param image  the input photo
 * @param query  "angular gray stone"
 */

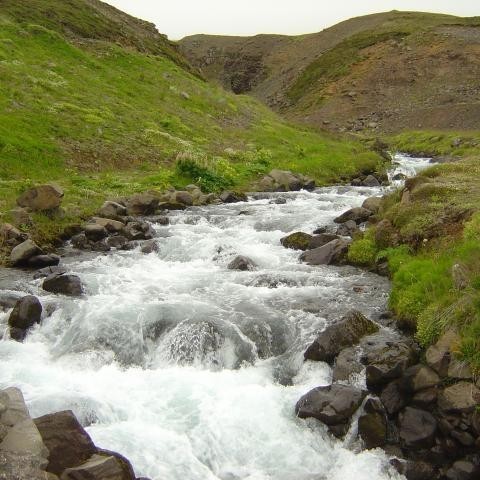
xmin=280 ymin=232 xmax=313 ymax=251
xmin=358 ymin=398 xmax=388 ymax=449
xmin=84 ymin=224 xmax=108 ymax=241
xmin=90 ymin=217 xmax=125 ymax=233
xmin=17 ymin=184 xmax=63 ymax=211
xmin=97 ymin=201 xmax=127 ymax=219
xmin=425 ymin=330 xmax=459 ymax=377
xmin=308 ymin=234 xmax=340 ymax=249
xmin=398 ymin=407 xmax=437 ymax=449
xmin=27 ymin=254 xmax=60 ymax=269
xmin=61 ymin=454 xmax=131 ymax=480
xmin=438 ymin=382 xmax=480 ymax=413
xmin=175 ymin=191 xmax=193 ymax=206
xmin=380 ymin=380 xmax=406 ymax=416
xmin=8 ymin=295 xmax=42 ymax=341
xmin=219 ymin=191 xmax=248 ymax=203
xmin=304 ymin=310 xmax=379 ymax=363
xmin=300 ymin=238 xmax=351 ymax=265
xmin=401 ymin=365 xmax=441 ymax=393
xmin=0 ymin=388 xmax=30 ymax=427
xmin=10 ymin=239 xmax=41 ymax=266
xmin=361 ymin=197 xmax=382 ymax=214
xmin=335 ymin=220 xmax=358 ymax=237
xmin=362 ymin=175 xmax=381 ymax=187
xmin=334 ymin=207 xmax=373 ymax=224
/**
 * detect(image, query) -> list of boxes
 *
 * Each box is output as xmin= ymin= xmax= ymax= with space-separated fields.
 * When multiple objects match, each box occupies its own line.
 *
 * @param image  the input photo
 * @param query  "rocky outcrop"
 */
xmin=0 ymin=388 xmax=137 ymax=480
xmin=17 ymin=184 xmax=64 ymax=212
xmin=8 ymin=295 xmax=42 ymax=341
xmin=304 ymin=310 xmax=379 ymax=362
xmin=42 ymin=273 xmax=84 ymax=296
xmin=257 ymin=170 xmax=315 ymax=192
xmin=299 ymin=238 xmax=351 ymax=265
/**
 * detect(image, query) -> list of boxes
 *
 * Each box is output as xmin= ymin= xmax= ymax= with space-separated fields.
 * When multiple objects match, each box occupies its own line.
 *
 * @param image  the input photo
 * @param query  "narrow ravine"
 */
xmin=0 ymin=154 xmax=432 ymax=480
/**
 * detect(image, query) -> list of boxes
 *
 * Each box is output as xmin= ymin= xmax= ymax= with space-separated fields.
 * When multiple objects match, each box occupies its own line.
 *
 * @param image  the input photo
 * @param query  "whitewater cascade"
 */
xmin=0 ymin=154 xmax=432 ymax=480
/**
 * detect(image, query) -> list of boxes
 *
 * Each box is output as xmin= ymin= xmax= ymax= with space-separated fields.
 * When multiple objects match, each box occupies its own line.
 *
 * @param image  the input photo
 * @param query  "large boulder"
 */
xmin=332 ymin=347 xmax=363 ymax=381
xmin=228 ymin=255 xmax=257 ymax=271
xmin=122 ymin=221 xmax=155 ymax=241
xmin=304 ymin=311 xmax=379 ymax=363
xmin=295 ymin=384 xmax=367 ymax=438
xmin=8 ymin=295 xmax=42 ymax=341
xmin=34 ymin=410 xmax=97 ymax=476
xmin=364 ymin=339 xmax=418 ymax=390
xmin=380 ymin=380 xmax=407 ymax=416
xmin=425 ymin=330 xmax=460 ymax=377
xmin=125 ymin=193 xmax=159 ymax=216
xmin=308 ymin=233 xmax=340 ymax=249
xmin=10 ymin=239 xmax=41 ymax=266
xmin=334 ymin=207 xmax=373 ymax=225
xmin=362 ymin=175 xmax=381 ymax=187
xmin=362 ymin=197 xmax=382 ymax=214
xmin=268 ymin=170 xmax=303 ymax=191
xmin=90 ymin=217 xmax=125 ymax=233
xmin=27 ymin=254 xmax=60 ymax=269
xmin=398 ymin=407 xmax=437 ymax=449
xmin=299 ymin=238 xmax=351 ymax=265
xmin=84 ymin=224 xmax=108 ymax=241
xmin=335 ymin=220 xmax=358 ymax=237
xmin=97 ymin=201 xmax=127 ymax=220
xmin=17 ymin=184 xmax=63 ymax=211
xmin=280 ymin=232 xmax=312 ymax=251
xmin=438 ymin=382 xmax=480 ymax=413
xmin=42 ymin=273 xmax=83 ymax=296
xmin=401 ymin=365 xmax=441 ymax=393
xmin=175 ymin=191 xmax=193 ymax=206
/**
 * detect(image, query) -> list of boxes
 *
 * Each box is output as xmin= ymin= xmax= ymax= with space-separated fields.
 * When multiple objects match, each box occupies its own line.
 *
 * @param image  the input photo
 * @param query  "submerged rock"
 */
xmin=228 ymin=255 xmax=257 ymax=271
xmin=42 ymin=273 xmax=83 ymax=296
xmin=304 ymin=310 xmax=379 ymax=363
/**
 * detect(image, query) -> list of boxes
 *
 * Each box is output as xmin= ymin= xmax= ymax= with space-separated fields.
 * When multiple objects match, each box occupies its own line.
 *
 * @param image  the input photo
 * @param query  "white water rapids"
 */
xmin=0 ymin=154 xmax=432 ymax=480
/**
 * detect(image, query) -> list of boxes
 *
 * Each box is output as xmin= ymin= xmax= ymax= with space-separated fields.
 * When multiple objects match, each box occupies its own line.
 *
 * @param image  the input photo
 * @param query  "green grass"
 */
xmin=0 ymin=3 xmax=383 ymax=256
xmin=348 ymin=153 xmax=480 ymax=371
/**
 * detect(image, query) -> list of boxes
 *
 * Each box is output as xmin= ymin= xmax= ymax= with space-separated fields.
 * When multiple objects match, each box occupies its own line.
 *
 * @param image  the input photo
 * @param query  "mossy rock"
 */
xmin=280 ymin=232 xmax=313 ymax=251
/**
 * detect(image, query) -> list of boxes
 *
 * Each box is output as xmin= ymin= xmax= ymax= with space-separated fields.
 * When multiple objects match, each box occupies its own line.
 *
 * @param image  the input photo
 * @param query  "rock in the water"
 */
xmin=140 ymin=239 xmax=159 ymax=254
xmin=34 ymin=410 xmax=97 ymax=476
xmin=358 ymin=398 xmax=388 ymax=449
xmin=361 ymin=197 xmax=382 ymax=214
xmin=335 ymin=220 xmax=358 ymax=237
xmin=33 ymin=266 xmax=67 ymax=280
xmin=90 ymin=217 xmax=124 ymax=233
xmin=308 ymin=233 xmax=339 ymax=249
xmin=390 ymin=459 xmax=436 ymax=480
xmin=334 ymin=207 xmax=373 ymax=224
xmin=125 ymin=193 xmax=159 ymax=216
xmin=17 ymin=184 xmax=64 ymax=211
xmin=300 ymin=238 xmax=351 ymax=265
xmin=8 ymin=296 xmax=42 ymax=341
xmin=362 ymin=175 xmax=381 ymax=187
xmin=304 ymin=310 xmax=378 ymax=363
xmin=398 ymin=407 xmax=437 ymax=449
xmin=332 ymin=347 xmax=363 ymax=381
xmin=295 ymin=384 xmax=367 ymax=437
xmin=122 ymin=221 xmax=155 ymax=241
xmin=380 ymin=380 xmax=406 ymax=416
xmin=106 ymin=236 xmax=129 ymax=250
xmin=27 ymin=254 xmax=60 ymax=269
xmin=97 ymin=201 xmax=127 ymax=219
xmin=71 ymin=233 xmax=89 ymax=250
xmin=228 ymin=255 xmax=257 ymax=271
xmin=10 ymin=239 xmax=41 ymax=266
xmin=219 ymin=191 xmax=248 ymax=203
xmin=438 ymin=382 xmax=480 ymax=413
xmin=43 ymin=273 xmax=83 ymax=296
xmin=280 ymin=232 xmax=313 ymax=251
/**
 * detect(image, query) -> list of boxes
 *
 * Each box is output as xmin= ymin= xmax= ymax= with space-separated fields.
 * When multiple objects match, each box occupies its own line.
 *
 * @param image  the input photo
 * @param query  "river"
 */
xmin=0 ymin=154 xmax=432 ymax=480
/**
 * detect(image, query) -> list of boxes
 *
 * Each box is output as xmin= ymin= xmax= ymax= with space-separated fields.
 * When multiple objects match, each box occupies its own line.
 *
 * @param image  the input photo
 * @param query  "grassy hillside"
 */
xmin=0 ymin=0 xmax=382 ymax=258
xmin=348 ymin=135 xmax=480 ymax=371
xmin=180 ymin=11 xmax=480 ymax=134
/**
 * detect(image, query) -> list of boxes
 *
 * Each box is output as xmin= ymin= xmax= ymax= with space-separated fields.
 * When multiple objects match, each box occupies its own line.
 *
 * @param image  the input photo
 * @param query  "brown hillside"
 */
xmin=179 ymin=11 xmax=480 ymax=134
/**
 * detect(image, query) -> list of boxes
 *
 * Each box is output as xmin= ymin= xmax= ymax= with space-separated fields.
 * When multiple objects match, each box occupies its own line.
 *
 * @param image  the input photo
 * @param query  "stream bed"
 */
xmin=0 ymin=154 xmax=432 ymax=480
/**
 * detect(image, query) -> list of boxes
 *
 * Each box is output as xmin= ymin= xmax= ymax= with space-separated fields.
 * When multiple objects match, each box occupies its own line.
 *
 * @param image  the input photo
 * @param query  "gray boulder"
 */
xmin=300 ymin=238 xmax=351 ymax=265
xmin=304 ymin=311 xmax=379 ymax=363
xmin=358 ymin=398 xmax=388 ymax=449
xmin=97 ymin=201 xmax=127 ymax=219
xmin=27 ymin=254 xmax=60 ymax=269
xmin=398 ymin=407 xmax=437 ymax=449
xmin=401 ymin=365 xmax=441 ymax=393
xmin=335 ymin=220 xmax=358 ymax=237
xmin=10 ymin=239 xmax=41 ymax=266
xmin=122 ymin=221 xmax=155 ymax=241
xmin=362 ymin=175 xmax=381 ymax=187
xmin=308 ymin=233 xmax=339 ymax=249
xmin=361 ymin=197 xmax=382 ymax=214
xmin=295 ymin=384 xmax=367 ymax=438
xmin=438 ymin=382 xmax=480 ymax=413
xmin=334 ymin=207 xmax=373 ymax=224
xmin=125 ymin=193 xmax=159 ymax=216
xmin=175 ymin=191 xmax=193 ymax=206
xmin=219 ymin=191 xmax=248 ymax=203
xmin=61 ymin=454 xmax=133 ymax=480
xmin=43 ymin=273 xmax=83 ymax=296
xmin=8 ymin=296 xmax=42 ymax=342
xmin=228 ymin=256 xmax=257 ymax=271
xmin=84 ymin=224 xmax=108 ymax=241
xmin=280 ymin=232 xmax=312 ymax=251
xmin=90 ymin=217 xmax=124 ymax=233
xmin=17 ymin=184 xmax=63 ymax=211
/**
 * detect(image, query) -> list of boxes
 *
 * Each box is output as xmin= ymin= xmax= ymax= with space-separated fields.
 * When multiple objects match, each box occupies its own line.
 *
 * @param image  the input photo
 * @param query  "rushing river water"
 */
xmin=0 ymin=154 xmax=432 ymax=480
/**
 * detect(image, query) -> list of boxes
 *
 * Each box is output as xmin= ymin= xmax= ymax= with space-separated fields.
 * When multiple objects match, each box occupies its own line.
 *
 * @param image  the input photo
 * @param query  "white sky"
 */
xmin=104 ymin=0 xmax=479 ymax=40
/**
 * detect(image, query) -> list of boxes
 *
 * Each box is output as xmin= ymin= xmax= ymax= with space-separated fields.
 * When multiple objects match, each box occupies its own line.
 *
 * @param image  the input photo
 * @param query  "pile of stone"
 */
xmin=0 ymin=387 xmax=147 ymax=480
xmin=296 ymin=312 xmax=480 ymax=480
xmin=256 ymin=170 xmax=315 ymax=192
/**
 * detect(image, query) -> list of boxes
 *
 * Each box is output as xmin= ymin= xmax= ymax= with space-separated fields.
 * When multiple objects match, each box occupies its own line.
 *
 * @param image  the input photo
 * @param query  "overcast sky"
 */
xmin=105 ymin=0 xmax=478 ymax=40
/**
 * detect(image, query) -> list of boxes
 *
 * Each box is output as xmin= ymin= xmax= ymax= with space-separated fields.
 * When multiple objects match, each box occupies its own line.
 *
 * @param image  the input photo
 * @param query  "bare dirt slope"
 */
xmin=179 ymin=11 xmax=480 ymax=134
